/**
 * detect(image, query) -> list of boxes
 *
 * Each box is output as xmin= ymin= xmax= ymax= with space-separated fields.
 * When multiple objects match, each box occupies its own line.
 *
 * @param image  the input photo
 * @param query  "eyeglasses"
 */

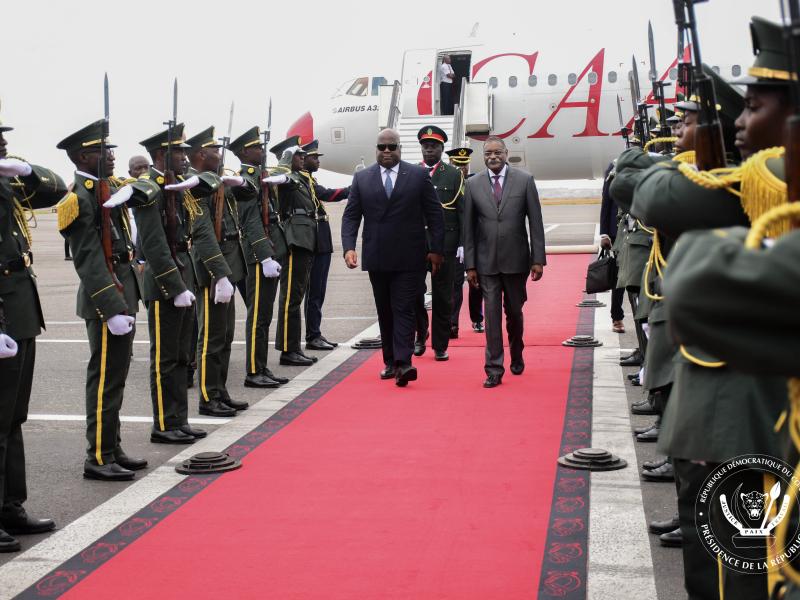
xmin=376 ymin=144 xmax=398 ymax=151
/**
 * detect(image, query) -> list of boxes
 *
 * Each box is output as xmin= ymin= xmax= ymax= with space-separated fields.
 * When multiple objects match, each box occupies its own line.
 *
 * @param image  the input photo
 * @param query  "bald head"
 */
xmin=376 ymin=128 xmax=401 ymax=168
xmin=128 ymin=155 xmax=149 ymax=178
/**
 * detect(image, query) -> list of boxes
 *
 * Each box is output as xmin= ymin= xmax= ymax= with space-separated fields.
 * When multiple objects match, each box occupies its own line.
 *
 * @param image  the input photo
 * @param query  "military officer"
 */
xmin=0 ymin=112 xmax=66 ymax=551
xmin=301 ymin=139 xmax=349 ymax=352
xmin=56 ymin=120 xmax=146 ymax=481
xmin=413 ymin=126 xmax=462 ymax=361
xmin=445 ymin=146 xmax=483 ymax=337
xmin=229 ymin=126 xmax=287 ymax=388
xmin=268 ymin=136 xmax=318 ymax=367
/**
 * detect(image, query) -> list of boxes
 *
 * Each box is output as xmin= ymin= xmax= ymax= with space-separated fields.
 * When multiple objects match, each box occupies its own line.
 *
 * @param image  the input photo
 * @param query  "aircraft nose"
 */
xmin=286 ymin=111 xmax=314 ymax=146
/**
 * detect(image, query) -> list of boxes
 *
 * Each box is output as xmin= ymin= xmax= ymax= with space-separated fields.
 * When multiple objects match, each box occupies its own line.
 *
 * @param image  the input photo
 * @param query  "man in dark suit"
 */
xmin=599 ymin=160 xmax=625 ymax=333
xmin=463 ymin=136 xmax=546 ymax=388
xmin=341 ymin=128 xmax=445 ymax=387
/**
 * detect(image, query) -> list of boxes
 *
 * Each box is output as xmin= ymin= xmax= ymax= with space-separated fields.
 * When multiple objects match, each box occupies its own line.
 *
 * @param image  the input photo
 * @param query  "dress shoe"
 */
xmin=472 ymin=322 xmax=484 ymax=333
xmin=648 ymin=515 xmax=680 ymax=535
xmin=151 ymin=428 xmax=196 ymax=444
xmin=659 ymin=528 xmax=683 ymax=547
xmin=113 ymin=451 xmax=148 ymax=471
xmin=395 ymin=365 xmax=418 ymax=387
xmin=280 ymin=351 xmax=314 ymax=366
xmin=449 ymin=326 xmax=459 ymax=339
xmin=642 ymin=456 xmax=669 ymax=470
xmin=642 ymin=462 xmax=674 ymax=482
xmin=319 ymin=335 xmax=339 ymax=348
xmin=620 ymin=350 xmax=643 ymax=367
xmin=510 ymin=361 xmax=525 ymax=375
xmin=199 ymin=399 xmax=237 ymax=418
xmin=0 ymin=511 xmax=55 ymax=535
xmin=483 ymin=374 xmax=503 ymax=388
xmin=180 ymin=424 xmax=207 ymax=439
xmin=633 ymin=422 xmax=658 ymax=435
xmin=631 ymin=397 xmax=657 ymax=415
xmin=380 ymin=365 xmax=396 ymax=380
xmin=0 ymin=530 xmax=20 ymax=553
xmin=630 ymin=376 xmax=641 ymax=386
xmin=220 ymin=395 xmax=249 ymax=411
xmin=413 ymin=337 xmax=427 ymax=357
xmin=262 ymin=368 xmax=289 ymax=385
xmin=627 ymin=373 xmax=640 ymax=381
xmin=636 ymin=425 xmax=659 ymax=443
xmin=83 ymin=461 xmax=136 ymax=481
xmin=434 ymin=350 xmax=449 ymax=361
xmin=244 ymin=372 xmax=280 ymax=388
xmin=612 ymin=320 xmax=625 ymax=333
xmin=298 ymin=350 xmax=318 ymax=363
xmin=306 ymin=337 xmax=335 ymax=351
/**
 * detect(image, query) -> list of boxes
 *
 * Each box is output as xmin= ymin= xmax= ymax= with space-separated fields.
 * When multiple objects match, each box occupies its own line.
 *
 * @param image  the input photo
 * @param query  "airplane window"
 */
xmin=345 ymin=77 xmax=369 ymax=97
xmin=712 ymin=66 xmax=720 ymax=74
xmin=669 ymin=68 xmax=678 ymax=80
xmin=608 ymin=71 xmax=617 ymax=83
xmin=489 ymin=77 xmax=498 ymax=89
xmin=588 ymin=72 xmax=598 ymax=85
xmin=568 ymin=73 xmax=577 ymax=85
xmin=548 ymin=74 xmax=557 ymax=86
xmin=528 ymin=75 xmax=538 ymax=87
xmin=509 ymin=76 xmax=517 ymax=88
xmin=371 ymin=76 xmax=387 ymax=96
xmin=732 ymin=64 xmax=742 ymax=77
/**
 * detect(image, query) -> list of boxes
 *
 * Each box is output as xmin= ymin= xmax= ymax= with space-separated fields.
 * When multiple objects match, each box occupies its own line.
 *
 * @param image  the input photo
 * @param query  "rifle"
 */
xmin=675 ymin=0 xmax=726 ymax=170
xmin=98 ymin=73 xmax=123 ymax=292
xmin=648 ymin=21 xmax=672 ymax=152
xmin=628 ymin=72 xmax=644 ymax=147
xmin=617 ymin=94 xmax=630 ymax=148
xmin=673 ymin=2 xmax=693 ymax=96
xmin=164 ymin=78 xmax=183 ymax=269
xmin=260 ymin=98 xmax=273 ymax=233
xmin=214 ymin=101 xmax=235 ymax=242
xmin=782 ymin=0 xmax=800 ymax=207
xmin=631 ymin=55 xmax=651 ymax=143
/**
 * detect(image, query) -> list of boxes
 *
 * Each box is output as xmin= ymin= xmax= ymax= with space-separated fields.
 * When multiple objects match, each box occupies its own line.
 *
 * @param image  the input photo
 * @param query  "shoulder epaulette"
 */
xmin=56 ymin=192 xmax=80 ymax=231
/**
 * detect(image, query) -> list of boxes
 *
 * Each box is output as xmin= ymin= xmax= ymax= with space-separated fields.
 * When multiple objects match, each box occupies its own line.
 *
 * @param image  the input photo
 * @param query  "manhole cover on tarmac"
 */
xmin=557 ymin=448 xmax=627 ymax=471
xmin=562 ymin=335 xmax=602 ymax=347
xmin=576 ymin=299 xmax=606 ymax=308
xmin=176 ymin=451 xmax=242 ymax=475
xmin=352 ymin=336 xmax=383 ymax=350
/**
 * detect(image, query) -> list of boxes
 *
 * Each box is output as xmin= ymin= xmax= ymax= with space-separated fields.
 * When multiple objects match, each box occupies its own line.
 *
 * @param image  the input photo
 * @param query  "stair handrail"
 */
xmin=387 ymin=80 xmax=401 ymax=129
xmin=452 ymin=76 xmax=468 ymax=146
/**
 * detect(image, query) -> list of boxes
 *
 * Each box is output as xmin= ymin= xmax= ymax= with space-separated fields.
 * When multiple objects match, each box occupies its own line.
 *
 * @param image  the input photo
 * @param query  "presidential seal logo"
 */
xmin=696 ymin=454 xmax=800 ymax=575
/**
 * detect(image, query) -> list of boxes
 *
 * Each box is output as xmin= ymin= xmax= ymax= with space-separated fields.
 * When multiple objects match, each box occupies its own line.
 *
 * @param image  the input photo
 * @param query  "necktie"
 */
xmin=492 ymin=175 xmax=502 ymax=206
xmin=384 ymin=170 xmax=394 ymax=198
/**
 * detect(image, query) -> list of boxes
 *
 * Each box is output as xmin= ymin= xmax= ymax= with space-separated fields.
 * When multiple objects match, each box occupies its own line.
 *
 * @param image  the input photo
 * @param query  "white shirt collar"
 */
xmin=488 ymin=164 xmax=508 ymax=180
xmin=76 ymin=170 xmax=98 ymax=181
xmin=382 ymin=163 xmax=399 ymax=175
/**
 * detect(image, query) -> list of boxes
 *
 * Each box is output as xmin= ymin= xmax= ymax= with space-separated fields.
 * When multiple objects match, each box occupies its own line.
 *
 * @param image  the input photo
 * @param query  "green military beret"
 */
xmin=139 ymin=123 xmax=190 ymax=153
xmin=301 ymin=139 xmax=323 ymax=156
xmin=446 ymin=146 xmax=473 ymax=165
xmin=733 ymin=16 xmax=794 ymax=86
xmin=269 ymin=135 xmax=304 ymax=159
xmin=56 ymin=119 xmax=116 ymax=153
xmin=229 ymin=126 xmax=263 ymax=155
xmin=185 ymin=126 xmax=221 ymax=153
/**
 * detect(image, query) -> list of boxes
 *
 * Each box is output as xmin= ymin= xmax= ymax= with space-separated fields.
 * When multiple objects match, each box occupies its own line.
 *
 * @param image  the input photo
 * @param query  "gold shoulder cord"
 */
xmin=440 ymin=170 xmax=463 ymax=210
xmin=643 ymin=136 xmax=678 ymax=153
xmin=299 ymin=172 xmax=320 ymax=210
xmin=182 ymin=191 xmax=203 ymax=222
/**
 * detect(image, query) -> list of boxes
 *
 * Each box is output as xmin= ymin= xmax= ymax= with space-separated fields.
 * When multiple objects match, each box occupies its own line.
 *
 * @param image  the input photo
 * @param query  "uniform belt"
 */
xmin=0 ymin=252 xmax=32 ymax=275
xmin=222 ymin=232 xmax=241 ymax=242
xmin=290 ymin=208 xmax=313 ymax=217
xmin=110 ymin=251 xmax=132 ymax=265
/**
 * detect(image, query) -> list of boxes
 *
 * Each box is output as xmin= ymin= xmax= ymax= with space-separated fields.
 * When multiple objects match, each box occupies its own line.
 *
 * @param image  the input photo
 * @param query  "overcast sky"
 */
xmin=1 ymin=0 xmax=777 ymax=187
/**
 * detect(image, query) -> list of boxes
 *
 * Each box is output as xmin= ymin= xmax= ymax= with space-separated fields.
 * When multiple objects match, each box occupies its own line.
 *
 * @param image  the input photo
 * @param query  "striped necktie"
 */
xmin=492 ymin=175 xmax=502 ymax=206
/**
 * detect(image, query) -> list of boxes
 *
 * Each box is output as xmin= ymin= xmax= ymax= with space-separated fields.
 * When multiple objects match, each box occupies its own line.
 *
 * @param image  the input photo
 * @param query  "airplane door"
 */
xmin=401 ymin=48 xmax=437 ymax=116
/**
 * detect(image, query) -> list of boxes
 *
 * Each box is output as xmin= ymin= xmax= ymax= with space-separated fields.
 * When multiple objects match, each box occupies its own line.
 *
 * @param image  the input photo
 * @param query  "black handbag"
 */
xmin=585 ymin=248 xmax=617 ymax=294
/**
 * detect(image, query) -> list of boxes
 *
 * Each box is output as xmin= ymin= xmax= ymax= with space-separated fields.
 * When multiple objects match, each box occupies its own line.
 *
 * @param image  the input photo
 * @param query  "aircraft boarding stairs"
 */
xmin=396 ymin=115 xmax=456 ymax=165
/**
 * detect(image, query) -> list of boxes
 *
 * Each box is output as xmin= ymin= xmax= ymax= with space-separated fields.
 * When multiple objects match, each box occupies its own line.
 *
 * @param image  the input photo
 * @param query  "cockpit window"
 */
xmin=371 ymin=77 xmax=388 ymax=96
xmin=345 ymin=77 xmax=369 ymax=97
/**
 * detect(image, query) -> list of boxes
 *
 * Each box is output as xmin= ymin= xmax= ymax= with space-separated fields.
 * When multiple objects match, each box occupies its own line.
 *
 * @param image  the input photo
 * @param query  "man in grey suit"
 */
xmin=462 ymin=136 xmax=546 ymax=388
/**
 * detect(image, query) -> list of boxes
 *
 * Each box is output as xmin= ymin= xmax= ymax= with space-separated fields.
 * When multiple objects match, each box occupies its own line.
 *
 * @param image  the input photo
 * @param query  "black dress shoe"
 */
xmin=220 ymin=395 xmax=249 ymax=411
xmin=180 ymin=424 xmax=207 ymax=439
xmin=648 ymin=515 xmax=680 ymax=535
xmin=395 ymin=365 xmax=418 ymax=387
xmin=84 ymin=461 xmax=136 ymax=481
xmin=642 ymin=456 xmax=669 ymax=470
xmin=413 ymin=338 xmax=426 ymax=357
xmin=306 ymin=338 xmax=335 ymax=351
xmin=631 ymin=397 xmax=657 ymax=415
xmin=483 ymin=374 xmax=503 ymax=388
xmin=472 ymin=322 xmax=484 ymax=333
xmin=244 ymin=372 xmax=280 ymax=388
xmin=380 ymin=366 xmax=396 ymax=380
xmin=114 ymin=451 xmax=148 ymax=471
xmin=434 ymin=350 xmax=449 ymax=361
xmin=0 ymin=530 xmax=20 ymax=553
xmin=0 ymin=512 xmax=56 ymax=535
xmin=280 ymin=351 xmax=314 ymax=366
xmin=262 ymin=368 xmax=289 ymax=385
xmin=642 ymin=462 xmax=674 ymax=482
xmin=199 ymin=399 xmax=237 ymax=418
xmin=633 ymin=422 xmax=658 ymax=435
xmin=627 ymin=373 xmax=639 ymax=381
xmin=319 ymin=336 xmax=339 ymax=348
xmin=449 ymin=326 xmax=459 ymax=339
xmin=151 ymin=428 xmax=197 ymax=444
xmin=620 ymin=350 xmax=643 ymax=367
xmin=510 ymin=361 xmax=525 ymax=375
xmin=659 ymin=528 xmax=683 ymax=547
xmin=636 ymin=425 xmax=660 ymax=442
xmin=299 ymin=350 xmax=318 ymax=363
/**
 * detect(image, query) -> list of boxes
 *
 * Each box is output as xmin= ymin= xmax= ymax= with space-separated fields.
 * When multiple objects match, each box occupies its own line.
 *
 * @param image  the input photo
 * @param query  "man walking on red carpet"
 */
xmin=462 ymin=136 xmax=546 ymax=388
xmin=341 ymin=128 xmax=444 ymax=387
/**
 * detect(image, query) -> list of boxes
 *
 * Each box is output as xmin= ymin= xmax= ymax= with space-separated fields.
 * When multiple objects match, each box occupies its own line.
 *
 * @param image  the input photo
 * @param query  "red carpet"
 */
xmin=50 ymin=255 xmax=589 ymax=600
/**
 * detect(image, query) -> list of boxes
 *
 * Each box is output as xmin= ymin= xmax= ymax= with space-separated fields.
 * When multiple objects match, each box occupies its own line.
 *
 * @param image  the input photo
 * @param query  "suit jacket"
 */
xmin=462 ymin=166 xmax=546 ymax=275
xmin=599 ymin=162 xmax=618 ymax=239
xmin=341 ymin=160 xmax=444 ymax=272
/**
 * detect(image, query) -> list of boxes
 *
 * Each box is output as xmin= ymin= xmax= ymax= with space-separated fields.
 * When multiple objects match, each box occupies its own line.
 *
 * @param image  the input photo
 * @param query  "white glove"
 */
xmin=221 ymin=175 xmax=245 ymax=187
xmin=107 ymin=314 xmax=135 ymax=336
xmin=0 ymin=334 xmax=18 ymax=359
xmin=456 ymin=246 xmax=464 ymax=263
xmin=0 ymin=158 xmax=32 ymax=177
xmin=173 ymin=290 xmax=196 ymax=307
xmin=103 ymin=185 xmax=133 ymax=208
xmin=214 ymin=276 xmax=234 ymax=304
xmin=165 ymin=175 xmax=199 ymax=191
xmin=261 ymin=258 xmax=281 ymax=278
xmin=262 ymin=174 xmax=289 ymax=185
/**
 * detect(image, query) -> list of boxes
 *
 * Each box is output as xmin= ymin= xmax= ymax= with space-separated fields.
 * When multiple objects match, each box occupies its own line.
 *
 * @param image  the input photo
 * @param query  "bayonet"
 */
xmin=617 ymin=94 xmax=630 ymax=149
xmin=648 ymin=22 xmax=672 ymax=150
xmin=164 ymin=77 xmax=183 ymax=268
xmin=260 ymin=98 xmax=274 ymax=233
xmin=213 ymin=101 xmax=235 ymax=242
xmin=98 ymin=73 xmax=122 ymax=292
xmin=648 ymin=21 xmax=658 ymax=81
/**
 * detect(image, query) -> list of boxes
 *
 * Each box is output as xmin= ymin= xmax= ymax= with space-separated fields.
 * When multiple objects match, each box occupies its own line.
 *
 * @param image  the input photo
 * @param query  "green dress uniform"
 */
xmin=0 ymin=143 xmax=66 ymax=527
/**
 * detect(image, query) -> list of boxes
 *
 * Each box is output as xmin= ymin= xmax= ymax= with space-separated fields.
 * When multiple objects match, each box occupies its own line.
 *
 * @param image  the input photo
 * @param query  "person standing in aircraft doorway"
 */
xmin=439 ymin=55 xmax=455 ymax=116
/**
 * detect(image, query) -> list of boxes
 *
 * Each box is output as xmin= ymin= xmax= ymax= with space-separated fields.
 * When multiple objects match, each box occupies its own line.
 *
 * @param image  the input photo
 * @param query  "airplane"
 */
xmin=285 ymin=13 xmax=754 ymax=181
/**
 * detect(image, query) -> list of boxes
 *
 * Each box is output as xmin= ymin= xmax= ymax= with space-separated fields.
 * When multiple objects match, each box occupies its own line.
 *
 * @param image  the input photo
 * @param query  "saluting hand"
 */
xmin=344 ymin=250 xmax=358 ymax=269
xmin=103 ymin=185 xmax=133 ymax=208
xmin=0 ymin=158 xmax=32 ymax=178
xmin=221 ymin=175 xmax=245 ymax=187
xmin=165 ymin=175 xmax=200 ymax=192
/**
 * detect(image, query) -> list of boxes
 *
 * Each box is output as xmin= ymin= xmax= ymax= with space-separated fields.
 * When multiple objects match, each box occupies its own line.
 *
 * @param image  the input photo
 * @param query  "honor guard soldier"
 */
xmin=56 ymin=120 xmax=146 ymax=481
xmin=181 ymin=127 xmax=248 ymax=417
xmin=0 ymin=108 xmax=66 ymax=551
xmin=413 ymin=126 xmax=462 ymax=361
xmin=267 ymin=136 xmax=319 ymax=367
xmin=107 ymin=123 xmax=204 ymax=445
xmin=228 ymin=126 xmax=287 ymax=388
xmin=300 ymin=139 xmax=349 ymax=352
xmin=445 ymin=146 xmax=483 ymax=337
